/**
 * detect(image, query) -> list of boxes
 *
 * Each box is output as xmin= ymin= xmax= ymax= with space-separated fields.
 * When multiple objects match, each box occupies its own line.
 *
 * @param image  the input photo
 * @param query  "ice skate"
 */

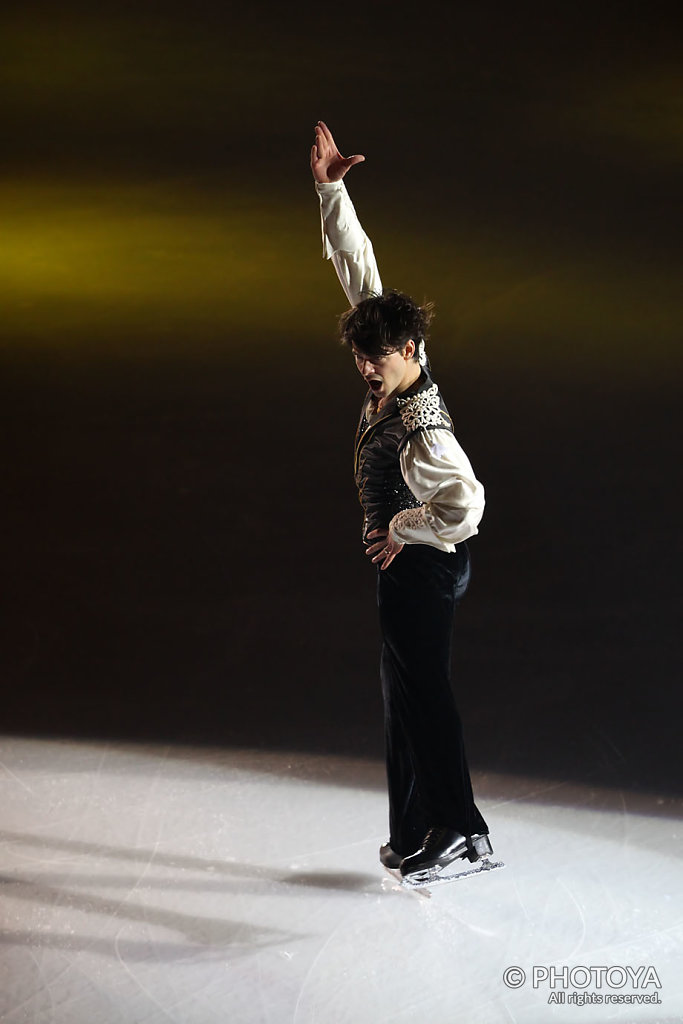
xmin=399 ymin=828 xmax=504 ymax=889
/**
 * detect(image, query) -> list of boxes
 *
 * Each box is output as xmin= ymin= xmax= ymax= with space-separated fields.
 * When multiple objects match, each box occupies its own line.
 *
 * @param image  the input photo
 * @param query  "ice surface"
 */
xmin=1 ymin=737 xmax=681 ymax=1023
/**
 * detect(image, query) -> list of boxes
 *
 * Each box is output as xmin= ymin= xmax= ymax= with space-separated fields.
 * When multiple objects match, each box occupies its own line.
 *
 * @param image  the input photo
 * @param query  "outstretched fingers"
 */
xmin=318 ymin=120 xmax=362 ymax=163
xmin=317 ymin=120 xmax=335 ymax=147
xmin=314 ymin=122 xmax=333 ymax=158
xmin=311 ymin=120 xmax=365 ymax=181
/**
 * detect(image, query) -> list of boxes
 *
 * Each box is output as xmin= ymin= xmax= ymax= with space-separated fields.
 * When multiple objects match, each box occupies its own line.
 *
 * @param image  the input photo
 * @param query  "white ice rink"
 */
xmin=1 ymin=736 xmax=681 ymax=1024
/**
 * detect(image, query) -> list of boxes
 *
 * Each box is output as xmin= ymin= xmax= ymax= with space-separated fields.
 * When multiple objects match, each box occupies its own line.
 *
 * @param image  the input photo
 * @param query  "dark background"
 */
xmin=2 ymin=1 xmax=681 ymax=799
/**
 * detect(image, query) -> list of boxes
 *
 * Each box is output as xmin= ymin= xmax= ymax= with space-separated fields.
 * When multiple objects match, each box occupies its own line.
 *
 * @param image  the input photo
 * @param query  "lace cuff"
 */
xmin=389 ymin=506 xmax=428 ymax=543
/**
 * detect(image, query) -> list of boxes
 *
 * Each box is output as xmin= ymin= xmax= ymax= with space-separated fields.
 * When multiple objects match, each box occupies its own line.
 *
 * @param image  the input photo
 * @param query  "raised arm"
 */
xmin=310 ymin=121 xmax=382 ymax=306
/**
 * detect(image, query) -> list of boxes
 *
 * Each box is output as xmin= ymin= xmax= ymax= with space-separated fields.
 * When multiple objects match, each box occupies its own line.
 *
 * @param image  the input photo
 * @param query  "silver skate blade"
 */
xmin=400 ymin=857 xmax=505 ymax=890
xmin=382 ymin=866 xmax=432 ymax=899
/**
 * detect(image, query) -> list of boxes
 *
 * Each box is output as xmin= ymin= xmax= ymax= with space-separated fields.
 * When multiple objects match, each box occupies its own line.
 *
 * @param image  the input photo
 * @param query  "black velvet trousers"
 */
xmin=377 ymin=542 xmax=488 ymax=856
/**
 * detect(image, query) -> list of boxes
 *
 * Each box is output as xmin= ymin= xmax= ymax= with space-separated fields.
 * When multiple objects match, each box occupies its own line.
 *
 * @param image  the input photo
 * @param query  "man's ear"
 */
xmin=403 ymin=339 xmax=416 ymax=360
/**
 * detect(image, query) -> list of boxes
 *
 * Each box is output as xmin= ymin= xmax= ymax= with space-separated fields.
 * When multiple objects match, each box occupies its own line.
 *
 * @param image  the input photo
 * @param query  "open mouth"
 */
xmin=367 ymin=378 xmax=383 ymax=392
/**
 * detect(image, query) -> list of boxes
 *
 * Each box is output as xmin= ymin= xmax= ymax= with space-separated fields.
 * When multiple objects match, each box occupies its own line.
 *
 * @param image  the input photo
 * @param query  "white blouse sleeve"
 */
xmin=389 ymin=429 xmax=485 ymax=550
xmin=315 ymin=180 xmax=382 ymax=306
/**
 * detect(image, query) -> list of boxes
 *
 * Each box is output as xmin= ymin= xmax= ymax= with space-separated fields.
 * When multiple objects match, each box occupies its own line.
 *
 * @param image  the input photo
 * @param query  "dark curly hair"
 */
xmin=338 ymin=289 xmax=434 ymax=360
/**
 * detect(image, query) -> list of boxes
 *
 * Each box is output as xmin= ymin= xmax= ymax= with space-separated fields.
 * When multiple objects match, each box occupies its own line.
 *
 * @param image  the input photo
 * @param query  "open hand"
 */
xmin=365 ymin=528 xmax=404 ymax=570
xmin=310 ymin=121 xmax=365 ymax=183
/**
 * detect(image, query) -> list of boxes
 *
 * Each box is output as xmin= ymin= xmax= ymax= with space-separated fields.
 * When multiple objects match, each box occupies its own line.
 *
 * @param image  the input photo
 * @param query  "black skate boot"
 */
xmin=379 ymin=842 xmax=403 ymax=869
xmin=400 ymin=827 xmax=493 ymax=881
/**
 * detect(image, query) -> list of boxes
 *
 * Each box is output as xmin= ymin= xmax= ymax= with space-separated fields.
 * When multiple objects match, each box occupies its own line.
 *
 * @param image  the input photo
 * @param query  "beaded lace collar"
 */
xmin=396 ymin=383 xmax=446 ymax=432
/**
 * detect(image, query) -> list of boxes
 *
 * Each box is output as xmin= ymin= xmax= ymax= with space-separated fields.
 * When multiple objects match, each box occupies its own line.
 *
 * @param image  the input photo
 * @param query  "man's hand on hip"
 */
xmin=366 ymin=528 xmax=404 ymax=570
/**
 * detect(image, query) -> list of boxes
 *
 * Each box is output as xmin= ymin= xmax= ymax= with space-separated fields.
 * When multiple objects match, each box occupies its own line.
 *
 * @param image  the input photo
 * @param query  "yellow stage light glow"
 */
xmin=1 ymin=177 xmax=680 ymax=379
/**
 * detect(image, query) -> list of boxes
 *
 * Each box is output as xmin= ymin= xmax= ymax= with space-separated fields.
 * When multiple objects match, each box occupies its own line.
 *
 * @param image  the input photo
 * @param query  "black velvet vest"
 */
xmin=353 ymin=369 xmax=454 ymax=542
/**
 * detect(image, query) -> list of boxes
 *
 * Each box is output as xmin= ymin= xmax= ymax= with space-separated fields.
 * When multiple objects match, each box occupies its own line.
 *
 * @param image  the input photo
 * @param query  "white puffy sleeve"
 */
xmin=389 ymin=429 xmax=485 ymax=551
xmin=315 ymin=180 xmax=382 ymax=306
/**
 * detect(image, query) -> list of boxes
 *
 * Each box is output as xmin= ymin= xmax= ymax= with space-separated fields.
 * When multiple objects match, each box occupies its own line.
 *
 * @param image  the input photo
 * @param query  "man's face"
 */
xmin=352 ymin=342 xmax=418 ymax=403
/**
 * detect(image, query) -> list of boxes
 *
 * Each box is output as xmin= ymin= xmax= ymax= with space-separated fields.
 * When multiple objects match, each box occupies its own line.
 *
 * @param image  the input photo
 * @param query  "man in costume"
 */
xmin=310 ymin=121 xmax=493 ymax=882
